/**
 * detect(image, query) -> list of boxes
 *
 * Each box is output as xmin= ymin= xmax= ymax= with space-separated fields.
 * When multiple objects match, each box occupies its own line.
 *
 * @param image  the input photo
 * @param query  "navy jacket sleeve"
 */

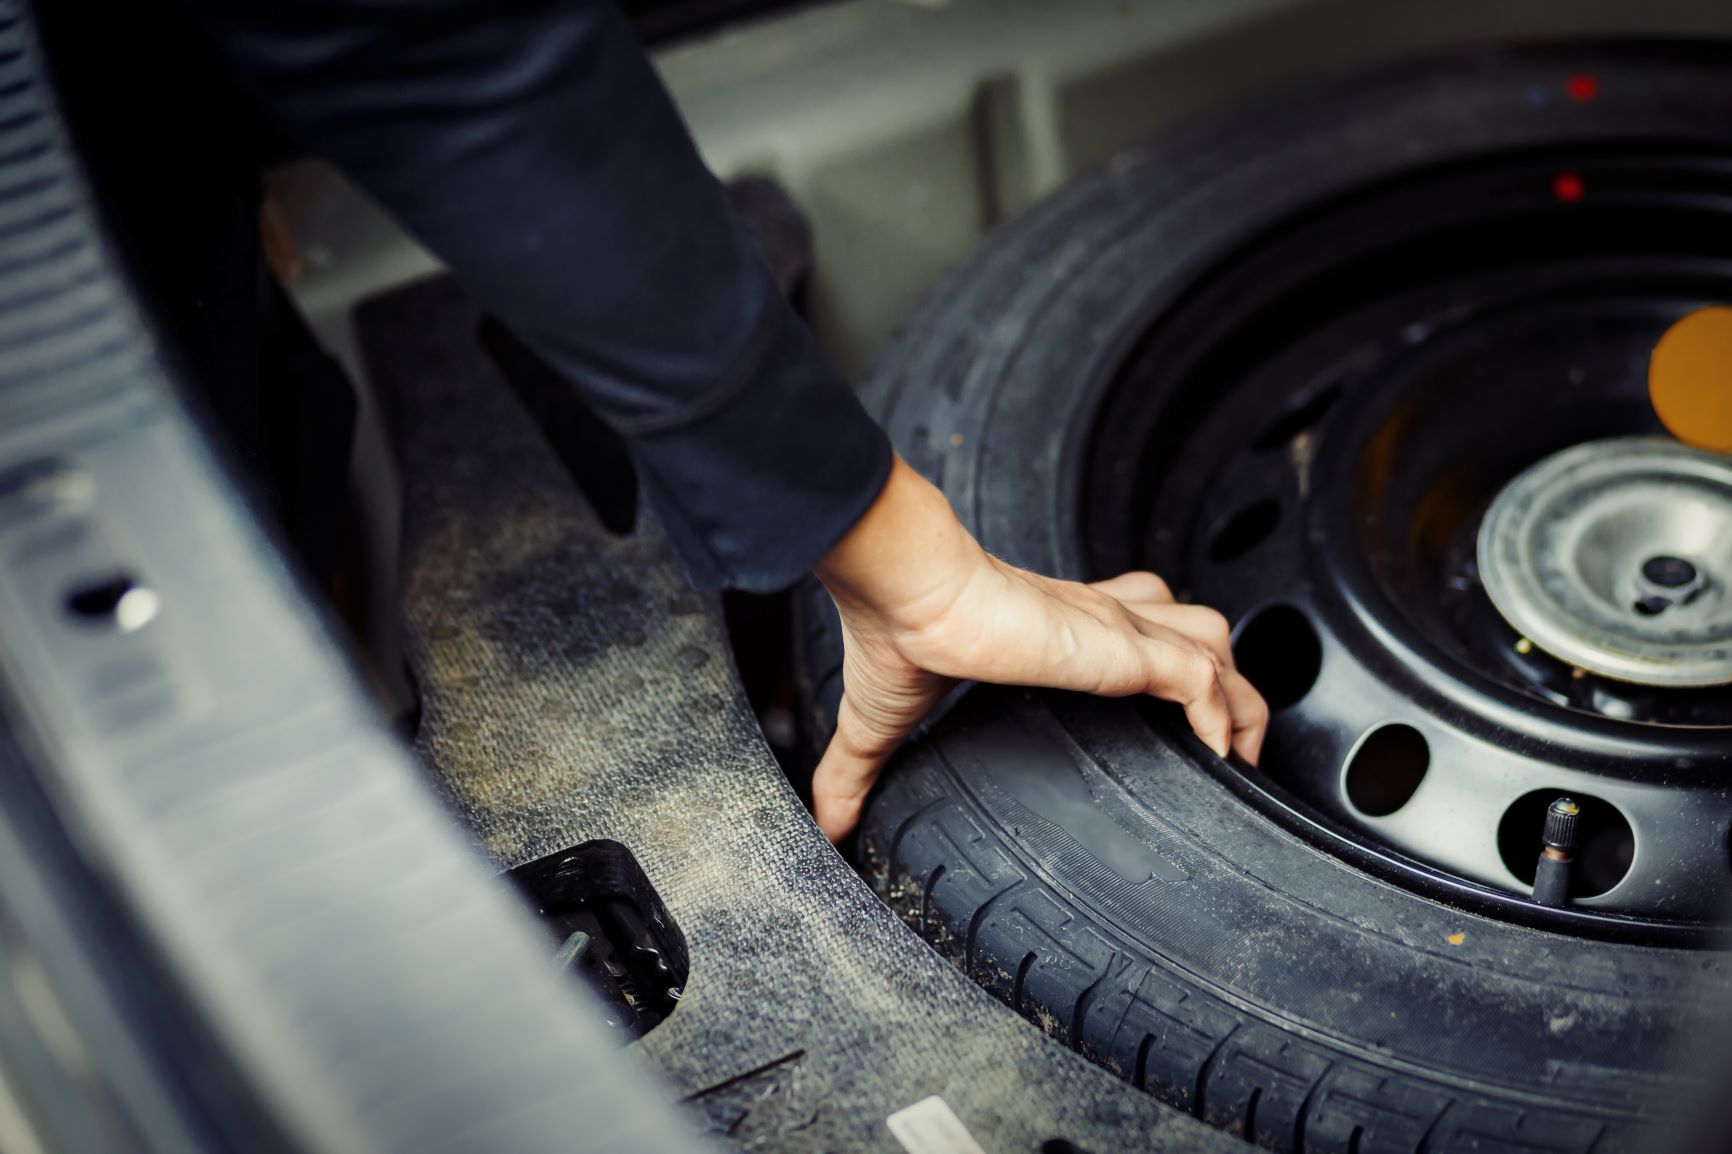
xmin=186 ymin=0 xmax=893 ymax=591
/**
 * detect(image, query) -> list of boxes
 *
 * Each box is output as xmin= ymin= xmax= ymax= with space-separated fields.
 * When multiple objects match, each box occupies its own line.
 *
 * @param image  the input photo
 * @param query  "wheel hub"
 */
xmin=1478 ymin=437 xmax=1732 ymax=688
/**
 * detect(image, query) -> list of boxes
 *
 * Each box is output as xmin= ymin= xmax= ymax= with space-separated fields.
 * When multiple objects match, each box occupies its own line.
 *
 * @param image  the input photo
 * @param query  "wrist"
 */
xmin=816 ymin=454 xmax=986 ymax=629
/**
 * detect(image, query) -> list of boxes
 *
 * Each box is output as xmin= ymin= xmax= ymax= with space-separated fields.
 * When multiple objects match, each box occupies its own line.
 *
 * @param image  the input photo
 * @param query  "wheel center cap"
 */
xmin=1477 ymin=436 xmax=1732 ymax=687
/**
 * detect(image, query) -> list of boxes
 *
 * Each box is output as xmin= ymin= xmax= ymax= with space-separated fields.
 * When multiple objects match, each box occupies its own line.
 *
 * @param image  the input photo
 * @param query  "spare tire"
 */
xmin=798 ymin=41 xmax=1732 ymax=1154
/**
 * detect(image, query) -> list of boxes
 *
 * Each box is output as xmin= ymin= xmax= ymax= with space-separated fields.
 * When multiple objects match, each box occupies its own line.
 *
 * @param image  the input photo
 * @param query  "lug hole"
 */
xmin=1207 ymin=498 xmax=1281 ymax=564
xmin=1233 ymin=604 xmax=1322 ymax=711
xmin=1497 ymin=790 xmax=1634 ymax=898
xmin=1344 ymin=724 xmax=1429 ymax=817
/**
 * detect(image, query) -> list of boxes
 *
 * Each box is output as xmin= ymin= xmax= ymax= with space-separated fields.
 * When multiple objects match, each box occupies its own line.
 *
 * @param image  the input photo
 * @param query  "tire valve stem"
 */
xmin=1532 ymin=797 xmax=1580 ymax=907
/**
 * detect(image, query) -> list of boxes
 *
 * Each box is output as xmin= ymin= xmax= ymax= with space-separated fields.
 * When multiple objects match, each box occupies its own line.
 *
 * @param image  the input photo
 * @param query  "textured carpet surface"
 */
xmin=364 ymin=275 xmax=1244 ymax=1154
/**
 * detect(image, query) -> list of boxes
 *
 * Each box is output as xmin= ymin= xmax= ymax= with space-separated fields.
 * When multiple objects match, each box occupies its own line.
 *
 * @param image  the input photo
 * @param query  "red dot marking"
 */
xmin=1566 ymin=73 xmax=1599 ymax=103
xmin=1553 ymin=172 xmax=1584 ymax=203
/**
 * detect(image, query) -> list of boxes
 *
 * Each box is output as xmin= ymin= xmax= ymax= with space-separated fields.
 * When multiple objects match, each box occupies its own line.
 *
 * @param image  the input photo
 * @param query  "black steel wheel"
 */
xmin=1087 ymin=132 xmax=1732 ymax=928
xmin=799 ymin=40 xmax=1732 ymax=1154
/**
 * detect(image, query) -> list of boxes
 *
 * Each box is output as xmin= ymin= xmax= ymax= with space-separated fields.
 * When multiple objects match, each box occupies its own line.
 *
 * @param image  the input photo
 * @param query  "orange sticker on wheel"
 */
xmin=1650 ymin=306 xmax=1732 ymax=452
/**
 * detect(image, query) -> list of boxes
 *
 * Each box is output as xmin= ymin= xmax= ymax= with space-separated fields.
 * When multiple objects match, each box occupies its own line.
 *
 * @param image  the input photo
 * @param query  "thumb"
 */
xmin=813 ymin=678 xmax=948 ymax=842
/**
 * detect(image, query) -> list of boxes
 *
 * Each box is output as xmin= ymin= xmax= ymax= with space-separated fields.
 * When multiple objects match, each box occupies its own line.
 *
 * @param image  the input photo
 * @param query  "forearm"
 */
xmin=190 ymin=0 xmax=891 ymax=589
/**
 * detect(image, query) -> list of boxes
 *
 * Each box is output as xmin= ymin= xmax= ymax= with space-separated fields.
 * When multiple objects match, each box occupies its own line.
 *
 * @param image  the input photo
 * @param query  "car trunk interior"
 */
xmin=254 ymin=1 xmax=1732 ymax=1148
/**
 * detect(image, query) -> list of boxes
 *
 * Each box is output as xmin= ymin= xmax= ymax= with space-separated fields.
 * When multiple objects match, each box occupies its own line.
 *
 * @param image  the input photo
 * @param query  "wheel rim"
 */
xmin=1086 ymin=144 xmax=1732 ymax=934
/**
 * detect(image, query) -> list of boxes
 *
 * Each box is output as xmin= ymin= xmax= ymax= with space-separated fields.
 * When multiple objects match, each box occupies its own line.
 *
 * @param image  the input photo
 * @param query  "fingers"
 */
xmin=1219 ymin=667 xmax=1269 ymax=766
xmin=1137 ymin=603 xmax=1234 ymax=668
xmin=1089 ymin=570 xmax=1174 ymax=605
xmin=1092 ymin=574 xmax=1229 ymax=669
xmin=1108 ymin=595 xmax=1269 ymax=763
xmin=1155 ymin=609 xmax=1267 ymax=764
xmin=1146 ymin=635 xmax=1233 ymax=759
xmin=994 ymin=570 xmax=1258 ymax=765
xmin=811 ymin=701 xmax=888 ymax=843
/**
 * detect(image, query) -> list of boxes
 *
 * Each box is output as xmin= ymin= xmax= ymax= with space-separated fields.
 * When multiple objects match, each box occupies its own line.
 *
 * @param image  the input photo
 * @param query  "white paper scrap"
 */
xmin=887 ymin=1095 xmax=989 ymax=1154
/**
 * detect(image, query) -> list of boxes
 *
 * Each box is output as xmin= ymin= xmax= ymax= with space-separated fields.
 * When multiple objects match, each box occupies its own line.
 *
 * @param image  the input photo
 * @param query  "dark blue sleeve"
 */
xmin=187 ymin=0 xmax=893 ymax=591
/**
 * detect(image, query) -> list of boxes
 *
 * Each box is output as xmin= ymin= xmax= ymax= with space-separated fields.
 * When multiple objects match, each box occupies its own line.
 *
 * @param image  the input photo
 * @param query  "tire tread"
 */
xmin=863 ymin=771 xmax=1639 ymax=1154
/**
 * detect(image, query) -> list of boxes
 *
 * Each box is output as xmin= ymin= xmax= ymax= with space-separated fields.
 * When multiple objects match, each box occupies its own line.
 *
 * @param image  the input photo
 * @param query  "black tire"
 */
xmin=800 ymin=42 xmax=1732 ymax=1154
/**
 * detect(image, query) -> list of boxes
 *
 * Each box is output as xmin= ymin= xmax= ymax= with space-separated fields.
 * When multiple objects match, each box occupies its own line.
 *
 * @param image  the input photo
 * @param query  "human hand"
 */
xmin=811 ymin=455 xmax=1268 ymax=842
